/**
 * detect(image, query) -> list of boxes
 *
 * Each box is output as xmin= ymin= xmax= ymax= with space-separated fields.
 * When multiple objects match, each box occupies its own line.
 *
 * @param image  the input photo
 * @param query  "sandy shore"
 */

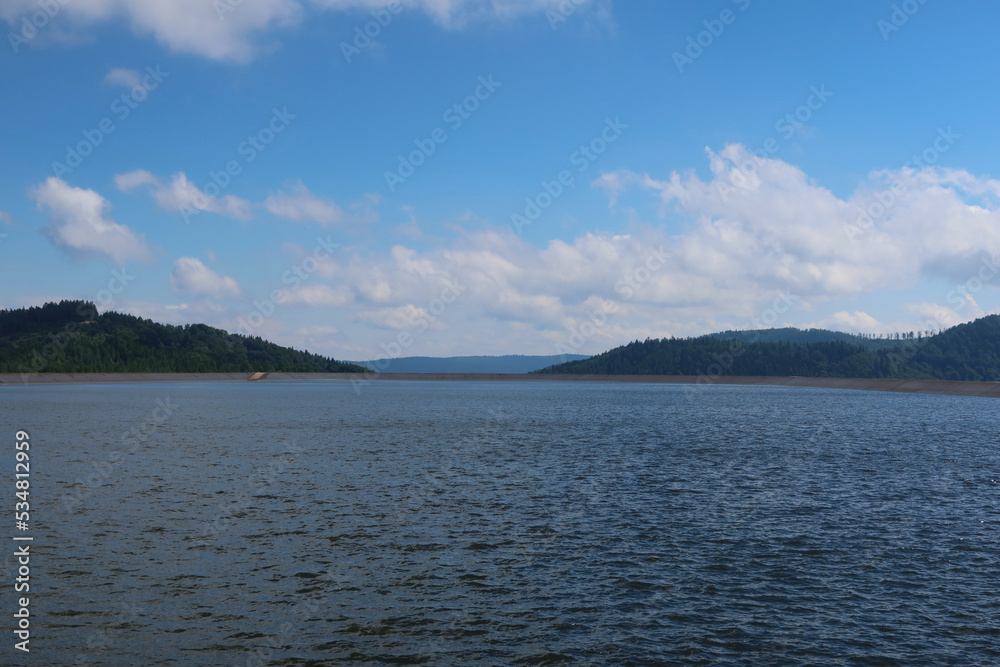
xmin=1 ymin=372 xmax=999 ymax=398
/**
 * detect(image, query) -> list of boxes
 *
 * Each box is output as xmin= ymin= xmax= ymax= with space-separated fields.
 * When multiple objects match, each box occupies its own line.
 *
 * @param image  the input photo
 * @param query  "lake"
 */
xmin=2 ymin=380 xmax=999 ymax=665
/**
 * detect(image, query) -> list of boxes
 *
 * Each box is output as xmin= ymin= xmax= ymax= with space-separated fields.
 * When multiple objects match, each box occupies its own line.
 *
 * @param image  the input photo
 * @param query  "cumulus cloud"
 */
xmin=88 ymin=145 xmax=1000 ymax=357
xmin=595 ymin=144 xmax=1000 ymax=298
xmin=115 ymin=169 xmax=159 ymax=191
xmin=41 ymin=144 xmax=1000 ymax=358
xmin=908 ymin=302 xmax=981 ymax=329
xmin=0 ymin=0 xmax=302 ymax=62
xmin=265 ymin=182 xmax=343 ymax=225
xmin=30 ymin=177 xmax=154 ymax=264
xmin=0 ymin=0 xmax=591 ymax=61
xmin=118 ymin=173 xmax=374 ymax=225
xmin=103 ymin=67 xmax=141 ymax=88
xmin=116 ymin=171 xmax=252 ymax=221
xmin=271 ymin=141 xmax=1000 ymax=355
xmin=154 ymin=173 xmax=252 ymax=220
xmin=0 ymin=210 xmax=12 ymax=224
xmin=169 ymin=257 xmax=242 ymax=297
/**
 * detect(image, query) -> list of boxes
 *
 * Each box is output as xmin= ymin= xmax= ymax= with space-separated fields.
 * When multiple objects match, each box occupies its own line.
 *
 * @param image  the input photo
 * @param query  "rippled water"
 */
xmin=3 ymin=380 xmax=999 ymax=665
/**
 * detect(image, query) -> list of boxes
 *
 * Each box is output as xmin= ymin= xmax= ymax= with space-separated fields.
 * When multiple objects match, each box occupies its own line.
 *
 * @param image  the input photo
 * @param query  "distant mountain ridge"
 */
xmin=348 ymin=354 xmax=589 ymax=374
xmin=537 ymin=316 xmax=1000 ymax=381
xmin=0 ymin=300 xmax=365 ymax=374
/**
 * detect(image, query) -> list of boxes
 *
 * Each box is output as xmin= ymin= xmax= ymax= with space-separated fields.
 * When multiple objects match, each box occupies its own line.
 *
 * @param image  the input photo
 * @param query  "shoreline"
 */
xmin=2 ymin=372 xmax=999 ymax=398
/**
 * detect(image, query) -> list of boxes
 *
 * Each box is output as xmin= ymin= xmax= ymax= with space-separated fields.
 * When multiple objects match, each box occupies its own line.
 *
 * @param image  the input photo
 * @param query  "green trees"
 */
xmin=0 ymin=301 xmax=366 ymax=374
xmin=537 ymin=316 xmax=1000 ymax=381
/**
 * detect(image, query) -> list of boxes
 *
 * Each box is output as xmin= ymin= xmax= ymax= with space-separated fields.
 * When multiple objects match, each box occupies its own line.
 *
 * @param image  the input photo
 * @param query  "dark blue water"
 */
xmin=2 ymin=381 xmax=999 ymax=665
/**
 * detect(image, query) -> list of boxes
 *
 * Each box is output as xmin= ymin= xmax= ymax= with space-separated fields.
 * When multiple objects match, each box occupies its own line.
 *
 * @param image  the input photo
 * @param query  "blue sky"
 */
xmin=2 ymin=0 xmax=999 ymax=359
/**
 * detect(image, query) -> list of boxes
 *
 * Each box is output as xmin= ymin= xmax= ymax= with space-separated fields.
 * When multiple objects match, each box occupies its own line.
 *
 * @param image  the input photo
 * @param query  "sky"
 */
xmin=2 ymin=0 xmax=1000 ymax=360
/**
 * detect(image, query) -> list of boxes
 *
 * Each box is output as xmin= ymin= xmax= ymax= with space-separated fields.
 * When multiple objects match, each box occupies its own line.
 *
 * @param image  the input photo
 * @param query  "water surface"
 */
xmin=3 ymin=381 xmax=998 ymax=665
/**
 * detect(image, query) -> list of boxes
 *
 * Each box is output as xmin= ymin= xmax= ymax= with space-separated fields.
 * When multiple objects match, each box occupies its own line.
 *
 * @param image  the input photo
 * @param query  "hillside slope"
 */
xmin=0 ymin=300 xmax=365 ymax=374
xmin=536 ymin=316 xmax=1000 ymax=381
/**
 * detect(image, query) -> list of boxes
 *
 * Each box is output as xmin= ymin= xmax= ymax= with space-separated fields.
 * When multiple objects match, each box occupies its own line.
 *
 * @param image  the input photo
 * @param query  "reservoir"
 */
xmin=3 ymin=380 xmax=998 ymax=665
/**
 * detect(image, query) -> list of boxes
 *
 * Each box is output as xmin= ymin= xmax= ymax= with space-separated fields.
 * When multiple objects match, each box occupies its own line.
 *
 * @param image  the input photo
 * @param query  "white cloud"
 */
xmin=0 ymin=0 xmax=303 ymax=62
xmin=30 ymin=177 xmax=154 ymax=264
xmin=146 ymin=172 xmax=252 ymax=221
xmin=265 ymin=182 xmax=343 ymax=225
xmin=103 ymin=67 xmax=141 ymax=88
xmin=391 ymin=245 xmax=438 ymax=277
xmin=0 ymin=210 xmax=12 ymax=224
xmin=115 ymin=169 xmax=159 ymax=191
xmin=154 ymin=172 xmax=217 ymax=213
xmin=0 ymin=0 xmax=589 ymax=61
xmin=273 ymin=151 xmax=1000 ymax=354
xmin=908 ymin=302 xmax=982 ymax=329
xmin=117 ymin=171 xmax=365 ymax=225
xmin=125 ymin=144 xmax=999 ymax=357
xmin=169 ymin=257 xmax=242 ymax=297
xmin=32 ymin=144 xmax=1000 ymax=359
xmin=592 ymin=171 xmax=637 ymax=207
xmin=596 ymin=144 xmax=1000 ymax=298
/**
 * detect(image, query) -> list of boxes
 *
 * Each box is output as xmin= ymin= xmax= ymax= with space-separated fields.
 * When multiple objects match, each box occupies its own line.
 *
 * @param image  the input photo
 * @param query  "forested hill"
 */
xmin=0 ymin=300 xmax=366 ymax=374
xmin=536 ymin=315 xmax=1000 ymax=381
